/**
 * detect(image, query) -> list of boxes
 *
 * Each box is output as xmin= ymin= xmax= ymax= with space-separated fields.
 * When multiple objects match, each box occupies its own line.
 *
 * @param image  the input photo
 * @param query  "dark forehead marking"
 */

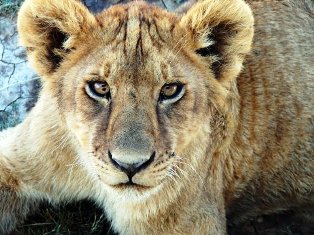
xmin=135 ymin=19 xmax=144 ymax=58
xmin=94 ymin=2 xmax=191 ymax=85
xmin=130 ymin=90 xmax=136 ymax=99
xmin=97 ymin=2 xmax=180 ymax=55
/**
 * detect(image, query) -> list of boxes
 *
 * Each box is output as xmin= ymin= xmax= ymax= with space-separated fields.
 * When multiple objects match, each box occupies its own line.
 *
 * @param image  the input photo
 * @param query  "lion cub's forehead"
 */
xmin=86 ymin=2 xmax=191 ymax=84
xmin=96 ymin=2 xmax=187 ymax=58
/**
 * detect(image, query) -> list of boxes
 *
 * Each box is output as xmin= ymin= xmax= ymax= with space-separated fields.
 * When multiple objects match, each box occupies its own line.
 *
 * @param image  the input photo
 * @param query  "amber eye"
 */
xmin=85 ymin=81 xmax=111 ymax=100
xmin=159 ymin=83 xmax=185 ymax=103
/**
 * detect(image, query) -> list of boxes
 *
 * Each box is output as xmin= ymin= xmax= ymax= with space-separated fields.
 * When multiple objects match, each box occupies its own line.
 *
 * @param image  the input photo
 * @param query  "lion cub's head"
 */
xmin=17 ymin=0 xmax=253 ymax=198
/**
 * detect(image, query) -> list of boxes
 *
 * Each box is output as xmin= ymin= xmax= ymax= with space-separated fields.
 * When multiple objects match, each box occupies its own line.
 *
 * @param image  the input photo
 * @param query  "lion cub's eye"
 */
xmin=85 ymin=81 xmax=111 ymax=101
xmin=159 ymin=83 xmax=185 ymax=104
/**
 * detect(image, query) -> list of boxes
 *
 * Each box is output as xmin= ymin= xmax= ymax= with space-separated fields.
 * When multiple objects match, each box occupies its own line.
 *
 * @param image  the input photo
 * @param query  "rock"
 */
xmin=0 ymin=16 xmax=38 ymax=130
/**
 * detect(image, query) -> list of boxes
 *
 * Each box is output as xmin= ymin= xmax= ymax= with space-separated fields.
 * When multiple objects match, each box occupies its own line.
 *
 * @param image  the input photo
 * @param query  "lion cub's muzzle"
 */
xmin=105 ymin=110 xmax=166 ymax=187
xmin=108 ymin=150 xmax=155 ymax=182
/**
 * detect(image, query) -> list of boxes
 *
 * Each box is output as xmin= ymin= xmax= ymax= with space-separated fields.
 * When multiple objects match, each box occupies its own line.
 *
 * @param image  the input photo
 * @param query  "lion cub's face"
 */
xmin=18 ymin=0 xmax=253 ymax=197
xmin=60 ymin=6 xmax=213 ymax=194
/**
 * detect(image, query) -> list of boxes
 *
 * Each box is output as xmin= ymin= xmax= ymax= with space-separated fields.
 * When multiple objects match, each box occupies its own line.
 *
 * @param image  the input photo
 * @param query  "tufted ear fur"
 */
xmin=17 ymin=0 xmax=96 ymax=77
xmin=180 ymin=0 xmax=254 ymax=85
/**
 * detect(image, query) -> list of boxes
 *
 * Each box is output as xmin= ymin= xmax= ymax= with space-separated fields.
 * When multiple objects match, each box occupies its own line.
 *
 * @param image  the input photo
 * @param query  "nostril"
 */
xmin=108 ymin=150 xmax=156 ymax=178
xmin=137 ymin=151 xmax=155 ymax=172
xmin=108 ymin=150 xmax=122 ymax=171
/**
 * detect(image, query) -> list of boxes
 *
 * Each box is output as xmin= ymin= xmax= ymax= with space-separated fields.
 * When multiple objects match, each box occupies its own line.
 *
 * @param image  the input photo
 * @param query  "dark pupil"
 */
xmin=95 ymin=83 xmax=108 ymax=94
xmin=163 ymin=85 xmax=176 ymax=96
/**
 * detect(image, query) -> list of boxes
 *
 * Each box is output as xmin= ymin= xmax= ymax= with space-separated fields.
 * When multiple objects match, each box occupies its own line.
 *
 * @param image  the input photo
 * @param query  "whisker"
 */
xmin=172 ymin=164 xmax=189 ymax=180
xmin=172 ymin=157 xmax=205 ymax=186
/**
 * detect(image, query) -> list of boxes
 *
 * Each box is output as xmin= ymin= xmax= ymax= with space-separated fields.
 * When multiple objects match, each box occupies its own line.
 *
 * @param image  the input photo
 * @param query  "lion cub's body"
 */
xmin=226 ymin=0 xmax=314 ymax=220
xmin=0 ymin=0 xmax=313 ymax=234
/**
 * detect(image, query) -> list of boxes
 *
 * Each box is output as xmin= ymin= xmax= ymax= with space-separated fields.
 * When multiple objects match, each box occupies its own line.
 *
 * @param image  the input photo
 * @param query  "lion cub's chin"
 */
xmin=111 ymin=183 xmax=154 ymax=194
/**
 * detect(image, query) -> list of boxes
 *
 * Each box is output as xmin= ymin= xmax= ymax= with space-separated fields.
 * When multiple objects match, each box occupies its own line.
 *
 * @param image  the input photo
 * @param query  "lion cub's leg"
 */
xmin=0 ymin=162 xmax=36 ymax=234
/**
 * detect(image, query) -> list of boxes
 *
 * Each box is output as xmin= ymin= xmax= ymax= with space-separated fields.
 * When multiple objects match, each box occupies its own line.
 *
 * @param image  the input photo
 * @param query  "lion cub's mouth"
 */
xmin=113 ymin=182 xmax=153 ymax=191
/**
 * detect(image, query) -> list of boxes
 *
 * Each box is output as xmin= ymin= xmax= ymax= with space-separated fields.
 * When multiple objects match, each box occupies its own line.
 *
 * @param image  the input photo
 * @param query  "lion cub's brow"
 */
xmin=96 ymin=3 xmax=180 ymax=59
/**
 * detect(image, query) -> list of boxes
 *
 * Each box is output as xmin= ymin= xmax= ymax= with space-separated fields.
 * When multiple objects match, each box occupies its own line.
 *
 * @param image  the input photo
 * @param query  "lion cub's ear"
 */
xmin=180 ymin=0 xmax=254 ymax=85
xmin=17 ymin=0 xmax=96 ymax=77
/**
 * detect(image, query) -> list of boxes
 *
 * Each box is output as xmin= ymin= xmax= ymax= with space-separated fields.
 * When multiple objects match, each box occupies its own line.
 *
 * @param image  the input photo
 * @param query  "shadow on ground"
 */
xmin=18 ymin=200 xmax=314 ymax=235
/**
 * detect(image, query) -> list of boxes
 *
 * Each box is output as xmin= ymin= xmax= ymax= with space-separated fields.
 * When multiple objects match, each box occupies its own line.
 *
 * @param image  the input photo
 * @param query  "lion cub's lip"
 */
xmin=113 ymin=182 xmax=153 ymax=191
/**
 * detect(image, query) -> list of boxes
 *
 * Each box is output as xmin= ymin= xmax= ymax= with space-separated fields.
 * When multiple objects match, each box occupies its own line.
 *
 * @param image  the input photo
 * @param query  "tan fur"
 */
xmin=0 ymin=0 xmax=313 ymax=234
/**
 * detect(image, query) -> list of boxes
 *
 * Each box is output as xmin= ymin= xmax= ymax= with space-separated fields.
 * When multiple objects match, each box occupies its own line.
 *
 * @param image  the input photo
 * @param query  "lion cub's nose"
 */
xmin=108 ymin=151 xmax=155 ymax=178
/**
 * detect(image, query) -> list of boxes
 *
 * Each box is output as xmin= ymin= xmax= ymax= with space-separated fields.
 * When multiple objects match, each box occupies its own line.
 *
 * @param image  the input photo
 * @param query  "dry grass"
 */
xmin=17 ymin=201 xmax=116 ymax=235
xmin=16 ymin=200 xmax=313 ymax=235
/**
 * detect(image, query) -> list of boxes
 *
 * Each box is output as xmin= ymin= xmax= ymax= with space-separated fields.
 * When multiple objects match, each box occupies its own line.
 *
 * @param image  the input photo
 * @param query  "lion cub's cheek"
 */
xmin=63 ymin=113 xmax=94 ymax=152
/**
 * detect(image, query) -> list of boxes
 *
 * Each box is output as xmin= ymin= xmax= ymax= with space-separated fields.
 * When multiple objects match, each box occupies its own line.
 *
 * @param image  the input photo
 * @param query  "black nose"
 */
xmin=108 ymin=151 xmax=155 ymax=179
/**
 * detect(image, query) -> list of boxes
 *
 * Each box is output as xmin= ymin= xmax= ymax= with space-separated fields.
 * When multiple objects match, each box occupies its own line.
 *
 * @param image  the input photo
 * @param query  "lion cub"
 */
xmin=0 ymin=0 xmax=313 ymax=234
